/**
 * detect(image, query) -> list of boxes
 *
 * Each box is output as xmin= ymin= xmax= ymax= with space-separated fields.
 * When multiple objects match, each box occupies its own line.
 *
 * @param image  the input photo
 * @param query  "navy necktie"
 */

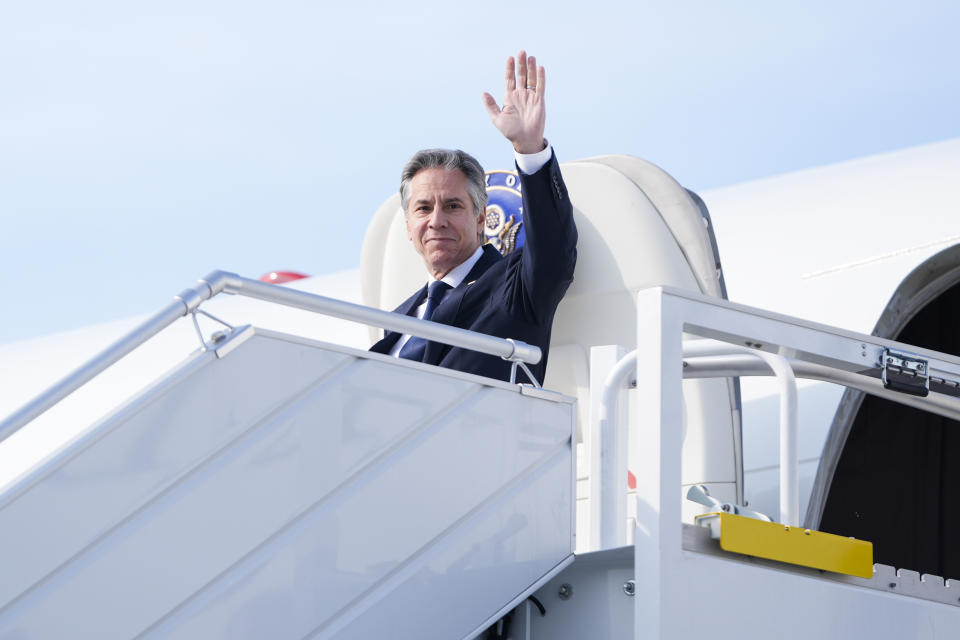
xmin=398 ymin=280 xmax=451 ymax=361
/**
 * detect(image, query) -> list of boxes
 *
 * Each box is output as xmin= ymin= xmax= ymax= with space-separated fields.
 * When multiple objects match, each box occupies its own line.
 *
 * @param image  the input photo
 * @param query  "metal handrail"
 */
xmin=595 ymin=341 xmax=799 ymax=546
xmin=596 ymin=350 xmax=638 ymax=549
xmin=0 ymin=270 xmax=542 ymax=444
xmin=0 ymin=277 xmax=219 ymax=444
xmin=592 ymin=345 xmax=960 ymax=544
xmin=682 ymin=340 xmax=799 ymax=527
xmin=682 ymin=354 xmax=960 ymax=422
xmin=595 ymin=335 xmax=960 ymax=542
xmin=218 ymin=274 xmax=541 ymax=365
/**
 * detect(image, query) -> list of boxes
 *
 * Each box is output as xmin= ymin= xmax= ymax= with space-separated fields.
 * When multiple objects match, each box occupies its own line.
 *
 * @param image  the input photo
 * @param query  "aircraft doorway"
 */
xmin=819 ymin=278 xmax=960 ymax=579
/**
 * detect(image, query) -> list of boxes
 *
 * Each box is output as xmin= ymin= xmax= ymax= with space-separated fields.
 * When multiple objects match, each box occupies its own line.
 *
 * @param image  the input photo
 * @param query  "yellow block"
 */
xmin=695 ymin=512 xmax=874 ymax=578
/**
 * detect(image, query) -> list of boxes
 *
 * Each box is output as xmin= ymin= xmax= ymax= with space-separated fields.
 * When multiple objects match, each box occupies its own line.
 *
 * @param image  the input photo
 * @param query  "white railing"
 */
xmin=588 ymin=286 xmax=960 ymax=557
xmin=0 ymin=270 xmax=542 ymax=443
xmin=592 ymin=341 xmax=799 ymax=549
xmin=624 ymin=287 xmax=960 ymax=638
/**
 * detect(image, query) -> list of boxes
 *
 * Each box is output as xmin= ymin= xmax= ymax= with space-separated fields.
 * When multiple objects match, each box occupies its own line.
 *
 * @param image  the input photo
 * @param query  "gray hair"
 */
xmin=399 ymin=149 xmax=488 ymax=219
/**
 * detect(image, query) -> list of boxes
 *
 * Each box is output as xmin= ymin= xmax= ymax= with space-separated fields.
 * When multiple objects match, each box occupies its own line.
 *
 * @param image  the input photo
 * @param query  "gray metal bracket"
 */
xmin=881 ymin=348 xmax=930 ymax=397
xmin=190 ymin=308 xmax=235 ymax=353
xmin=686 ymin=484 xmax=771 ymax=522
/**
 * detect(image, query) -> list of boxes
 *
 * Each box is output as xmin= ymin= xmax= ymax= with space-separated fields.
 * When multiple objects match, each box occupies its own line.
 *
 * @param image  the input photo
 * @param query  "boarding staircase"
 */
xmin=0 ymin=154 xmax=732 ymax=638
xmin=6 ymin=153 xmax=960 ymax=638
xmin=6 ymin=275 xmax=960 ymax=638
xmin=0 ymin=273 xmax=577 ymax=638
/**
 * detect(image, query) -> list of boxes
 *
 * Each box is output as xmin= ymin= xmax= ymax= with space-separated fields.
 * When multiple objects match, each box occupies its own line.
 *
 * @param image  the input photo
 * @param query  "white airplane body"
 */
xmin=2 ymin=138 xmax=959 ymax=637
xmin=707 ymin=138 xmax=960 ymax=522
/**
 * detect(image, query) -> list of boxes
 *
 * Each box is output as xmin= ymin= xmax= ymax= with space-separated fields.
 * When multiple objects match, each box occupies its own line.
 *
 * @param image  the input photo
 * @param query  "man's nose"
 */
xmin=427 ymin=207 xmax=447 ymax=227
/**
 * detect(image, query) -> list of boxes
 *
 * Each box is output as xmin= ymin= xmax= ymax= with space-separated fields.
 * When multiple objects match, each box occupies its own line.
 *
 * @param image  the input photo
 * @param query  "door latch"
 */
xmin=881 ymin=348 xmax=929 ymax=397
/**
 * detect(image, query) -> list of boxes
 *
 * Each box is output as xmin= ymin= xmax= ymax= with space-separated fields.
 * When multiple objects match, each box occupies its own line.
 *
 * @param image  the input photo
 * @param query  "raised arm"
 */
xmin=482 ymin=50 xmax=547 ymax=155
xmin=483 ymin=52 xmax=575 ymax=327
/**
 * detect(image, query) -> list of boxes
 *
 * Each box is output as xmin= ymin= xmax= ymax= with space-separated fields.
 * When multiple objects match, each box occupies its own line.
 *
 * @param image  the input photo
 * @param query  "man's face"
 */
xmin=406 ymin=167 xmax=484 ymax=279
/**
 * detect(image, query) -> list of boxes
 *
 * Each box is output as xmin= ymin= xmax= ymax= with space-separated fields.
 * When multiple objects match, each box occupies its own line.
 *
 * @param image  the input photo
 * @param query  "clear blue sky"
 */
xmin=2 ymin=0 xmax=958 ymax=344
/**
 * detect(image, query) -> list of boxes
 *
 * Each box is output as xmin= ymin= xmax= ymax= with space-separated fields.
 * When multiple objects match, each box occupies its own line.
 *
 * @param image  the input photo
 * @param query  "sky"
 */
xmin=2 ymin=0 xmax=959 ymax=344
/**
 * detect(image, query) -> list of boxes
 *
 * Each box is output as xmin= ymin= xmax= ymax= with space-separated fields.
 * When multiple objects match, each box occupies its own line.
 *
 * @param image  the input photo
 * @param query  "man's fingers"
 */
xmin=482 ymin=92 xmax=501 ymax=119
xmin=517 ymin=50 xmax=528 ymax=90
xmin=537 ymin=65 xmax=546 ymax=96
xmin=504 ymin=55 xmax=516 ymax=92
xmin=526 ymin=55 xmax=538 ymax=90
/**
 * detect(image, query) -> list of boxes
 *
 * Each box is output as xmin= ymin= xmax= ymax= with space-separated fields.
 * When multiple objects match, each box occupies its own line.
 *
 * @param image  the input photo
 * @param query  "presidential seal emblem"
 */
xmin=484 ymin=170 xmax=525 ymax=255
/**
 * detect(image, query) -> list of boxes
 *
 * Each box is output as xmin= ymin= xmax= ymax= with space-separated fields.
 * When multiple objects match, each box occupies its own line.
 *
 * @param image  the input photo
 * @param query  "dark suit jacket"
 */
xmin=370 ymin=152 xmax=577 ymax=384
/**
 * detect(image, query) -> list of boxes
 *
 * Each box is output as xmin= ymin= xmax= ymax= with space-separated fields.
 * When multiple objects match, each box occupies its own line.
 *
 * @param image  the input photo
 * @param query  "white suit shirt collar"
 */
xmin=433 ymin=245 xmax=484 ymax=290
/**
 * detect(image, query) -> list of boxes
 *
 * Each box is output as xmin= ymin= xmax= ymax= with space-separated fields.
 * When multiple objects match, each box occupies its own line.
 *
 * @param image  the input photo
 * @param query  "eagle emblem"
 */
xmin=484 ymin=170 xmax=525 ymax=255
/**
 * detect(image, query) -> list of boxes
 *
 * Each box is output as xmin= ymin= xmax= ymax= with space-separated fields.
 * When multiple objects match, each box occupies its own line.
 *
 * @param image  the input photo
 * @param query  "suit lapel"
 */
xmin=397 ymin=284 xmax=429 ymax=317
xmin=464 ymin=244 xmax=502 ymax=282
xmin=423 ymin=245 xmax=502 ymax=363
xmin=370 ymin=284 xmax=428 ymax=354
xmin=430 ymin=246 xmax=500 ymax=326
xmin=373 ymin=246 xmax=503 ymax=361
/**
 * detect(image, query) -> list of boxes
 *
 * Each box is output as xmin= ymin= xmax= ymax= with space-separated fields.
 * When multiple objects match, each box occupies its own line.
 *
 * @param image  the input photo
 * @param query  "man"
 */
xmin=370 ymin=51 xmax=577 ymax=385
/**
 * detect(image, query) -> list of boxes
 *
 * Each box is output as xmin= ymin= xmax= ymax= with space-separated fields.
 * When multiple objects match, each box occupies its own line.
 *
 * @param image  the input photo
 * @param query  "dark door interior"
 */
xmin=820 ymin=280 xmax=960 ymax=579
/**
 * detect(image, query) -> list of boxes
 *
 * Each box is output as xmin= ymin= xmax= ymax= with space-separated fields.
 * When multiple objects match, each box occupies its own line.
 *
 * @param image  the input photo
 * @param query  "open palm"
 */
xmin=482 ymin=51 xmax=547 ymax=155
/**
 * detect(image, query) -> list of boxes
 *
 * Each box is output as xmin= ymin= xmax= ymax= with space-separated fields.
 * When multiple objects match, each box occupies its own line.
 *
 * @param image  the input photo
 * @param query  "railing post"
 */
xmin=681 ymin=340 xmax=800 ymax=526
xmin=588 ymin=345 xmax=627 ymax=551
xmin=634 ymin=288 xmax=684 ymax=640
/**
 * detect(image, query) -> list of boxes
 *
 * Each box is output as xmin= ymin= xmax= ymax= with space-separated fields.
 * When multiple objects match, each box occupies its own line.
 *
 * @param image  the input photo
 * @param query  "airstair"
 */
xmin=4 ymin=274 xmax=960 ymax=638
xmin=524 ymin=286 xmax=960 ymax=638
xmin=0 ymin=272 xmax=574 ymax=638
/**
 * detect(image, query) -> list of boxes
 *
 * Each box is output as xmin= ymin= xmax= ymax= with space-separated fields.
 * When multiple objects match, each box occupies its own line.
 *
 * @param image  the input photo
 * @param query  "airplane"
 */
xmin=0 ymin=137 xmax=958 ymax=637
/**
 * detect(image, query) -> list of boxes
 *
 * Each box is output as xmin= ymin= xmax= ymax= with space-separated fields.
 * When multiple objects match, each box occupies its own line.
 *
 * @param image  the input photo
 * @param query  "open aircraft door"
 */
xmin=361 ymin=154 xmax=743 ymax=544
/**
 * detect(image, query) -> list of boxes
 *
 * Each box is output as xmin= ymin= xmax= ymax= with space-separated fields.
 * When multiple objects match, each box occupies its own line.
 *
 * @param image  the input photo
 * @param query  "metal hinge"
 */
xmin=881 ymin=348 xmax=929 ymax=397
xmin=686 ymin=484 xmax=771 ymax=522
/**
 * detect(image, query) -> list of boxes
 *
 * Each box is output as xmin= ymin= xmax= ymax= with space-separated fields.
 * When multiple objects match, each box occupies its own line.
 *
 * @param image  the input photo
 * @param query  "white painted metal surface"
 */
xmin=0 ymin=270 xmax=543 ymax=446
xmin=595 ymin=348 xmax=635 ymax=550
xmin=519 ymin=531 xmax=960 ymax=639
xmin=682 ymin=340 xmax=799 ymax=526
xmin=659 ymin=545 xmax=960 ymax=639
xmin=703 ymin=139 xmax=960 ymax=522
xmin=527 ymin=547 xmax=635 ymax=639
xmin=592 ymin=340 xmax=799 ymax=546
xmin=0 ymin=270 xmax=369 ymax=495
xmin=0 ymin=330 xmax=575 ymax=639
xmin=632 ymin=286 xmax=960 ymax=639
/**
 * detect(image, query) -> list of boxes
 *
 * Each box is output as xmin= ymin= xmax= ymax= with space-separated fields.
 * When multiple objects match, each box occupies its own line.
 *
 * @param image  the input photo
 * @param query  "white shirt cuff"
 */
xmin=514 ymin=141 xmax=552 ymax=175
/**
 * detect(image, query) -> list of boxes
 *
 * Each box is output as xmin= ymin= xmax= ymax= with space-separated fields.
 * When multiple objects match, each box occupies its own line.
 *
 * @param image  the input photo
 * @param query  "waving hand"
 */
xmin=482 ymin=50 xmax=547 ymax=154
